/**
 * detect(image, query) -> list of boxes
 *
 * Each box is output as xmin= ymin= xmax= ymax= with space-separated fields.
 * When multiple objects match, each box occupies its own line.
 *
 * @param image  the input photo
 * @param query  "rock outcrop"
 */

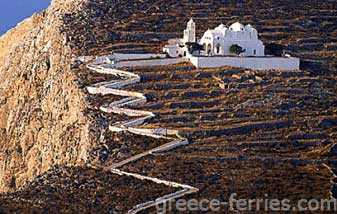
xmin=0 ymin=0 xmax=90 ymax=192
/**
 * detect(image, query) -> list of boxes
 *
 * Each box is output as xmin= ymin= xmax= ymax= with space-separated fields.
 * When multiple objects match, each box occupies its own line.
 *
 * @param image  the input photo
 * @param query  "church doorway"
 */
xmin=216 ymin=44 xmax=221 ymax=55
xmin=207 ymin=44 xmax=212 ymax=55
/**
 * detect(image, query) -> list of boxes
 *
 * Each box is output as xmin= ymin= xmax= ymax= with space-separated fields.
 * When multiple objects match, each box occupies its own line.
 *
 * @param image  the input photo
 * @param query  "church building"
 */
xmin=164 ymin=19 xmax=265 ymax=57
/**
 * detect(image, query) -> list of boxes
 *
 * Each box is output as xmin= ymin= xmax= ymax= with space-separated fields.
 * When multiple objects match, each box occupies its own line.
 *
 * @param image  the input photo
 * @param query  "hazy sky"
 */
xmin=0 ymin=0 xmax=51 ymax=35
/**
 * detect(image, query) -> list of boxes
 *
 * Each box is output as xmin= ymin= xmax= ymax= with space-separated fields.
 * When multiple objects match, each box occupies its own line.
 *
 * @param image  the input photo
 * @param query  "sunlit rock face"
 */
xmin=0 ymin=0 xmax=91 ymax=192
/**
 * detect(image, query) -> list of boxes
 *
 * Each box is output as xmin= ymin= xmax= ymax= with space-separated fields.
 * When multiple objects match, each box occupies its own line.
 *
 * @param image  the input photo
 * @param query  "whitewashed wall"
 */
xmin=113 ymin=53 xmax=167 ymax=60
xmin=189 ymin=56 xmax=300 ymax=70
xmin=114 ymin=58 xmax=189 ymax=68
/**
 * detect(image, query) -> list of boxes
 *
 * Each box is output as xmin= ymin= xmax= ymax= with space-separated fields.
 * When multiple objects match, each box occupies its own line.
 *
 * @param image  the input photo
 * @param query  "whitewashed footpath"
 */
xmin=77 ymin=53 xmax=167 ymax=64
xmin=85 ymin=57 xmax=198 ymax=214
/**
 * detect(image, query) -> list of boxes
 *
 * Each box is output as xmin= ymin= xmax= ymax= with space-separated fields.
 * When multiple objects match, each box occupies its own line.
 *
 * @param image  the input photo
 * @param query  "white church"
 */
xmin=164 ymin=19 xmax=265 ymax=57
xmin=163 ymin=19 xmax=300 ymax=70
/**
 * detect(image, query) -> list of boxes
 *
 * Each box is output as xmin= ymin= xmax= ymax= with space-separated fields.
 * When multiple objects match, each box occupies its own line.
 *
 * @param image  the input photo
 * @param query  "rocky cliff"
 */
xmin=0 ymin=0 xmax=91 ymax=192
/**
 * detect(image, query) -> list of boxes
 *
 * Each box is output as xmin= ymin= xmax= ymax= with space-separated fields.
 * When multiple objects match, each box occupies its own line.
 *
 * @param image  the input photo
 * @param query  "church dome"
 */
xmin=215 ymin=23 xmax=226 ymax=30
xmin=245 ymin=24 xmax=252 ymax=29
xmin=229 ymin=22 xmax=245 ymax=32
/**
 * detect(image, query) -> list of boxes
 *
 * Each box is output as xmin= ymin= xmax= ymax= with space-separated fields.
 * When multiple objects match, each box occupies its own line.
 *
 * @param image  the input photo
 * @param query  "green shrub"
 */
xmin=230 ymin=44 xmax=245 ymax=55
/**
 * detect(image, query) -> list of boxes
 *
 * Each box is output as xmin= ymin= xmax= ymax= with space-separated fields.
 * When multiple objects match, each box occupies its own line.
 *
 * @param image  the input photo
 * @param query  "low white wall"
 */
xmin=114 ymin=58 xmax=189 ymax=68
xmin=113 ymin=53 xmax=167 ymax=61
xmin=189 ymin=56 xmax=300 ymax=70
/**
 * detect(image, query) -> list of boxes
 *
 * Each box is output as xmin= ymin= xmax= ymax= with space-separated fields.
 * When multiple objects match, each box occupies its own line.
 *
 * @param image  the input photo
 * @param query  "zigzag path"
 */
xmin=85 ymin=57 xmax=198 ymax=214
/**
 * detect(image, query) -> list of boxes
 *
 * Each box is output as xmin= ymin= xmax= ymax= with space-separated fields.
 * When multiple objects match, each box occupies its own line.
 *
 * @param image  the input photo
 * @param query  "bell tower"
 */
xmin=183 ymin=18 xmax=196 ymax=44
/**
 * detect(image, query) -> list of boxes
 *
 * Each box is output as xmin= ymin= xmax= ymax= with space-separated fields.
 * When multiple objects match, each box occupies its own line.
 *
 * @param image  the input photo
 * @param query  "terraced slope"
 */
xmin=77 ymin=59 xmax=336 ymax=213
xmin=119 ymin=63 xmax=337 ymax=211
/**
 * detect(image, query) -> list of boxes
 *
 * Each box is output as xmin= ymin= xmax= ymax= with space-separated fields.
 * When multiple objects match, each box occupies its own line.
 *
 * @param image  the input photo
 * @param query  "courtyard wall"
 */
xmin=189 ymin=55 xmax=300 ymax=70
